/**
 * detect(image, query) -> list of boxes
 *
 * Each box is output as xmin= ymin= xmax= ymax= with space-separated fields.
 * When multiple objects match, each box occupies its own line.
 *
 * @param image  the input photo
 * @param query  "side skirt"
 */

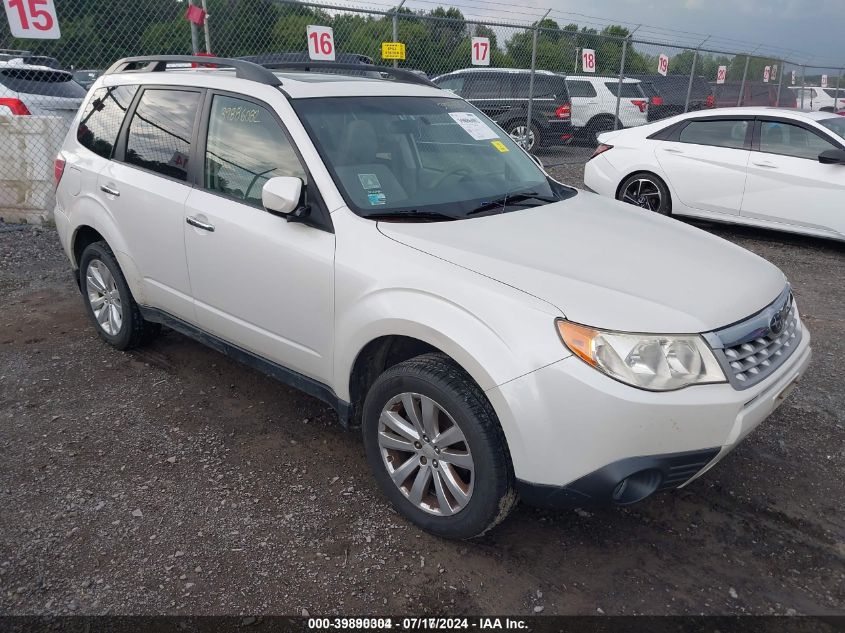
xmin=138 ymin=306 xmax=352 ymax=427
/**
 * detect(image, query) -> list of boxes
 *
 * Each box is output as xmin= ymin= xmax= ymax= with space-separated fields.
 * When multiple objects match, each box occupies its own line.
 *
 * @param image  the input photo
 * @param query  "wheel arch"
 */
xmin=615 ymin=169 xmax=673 ymax=213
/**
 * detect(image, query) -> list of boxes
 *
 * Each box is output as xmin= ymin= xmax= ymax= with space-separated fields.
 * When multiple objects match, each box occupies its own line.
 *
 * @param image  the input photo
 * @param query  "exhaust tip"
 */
xmin=612 ymin=469 xmax=662 ymax=505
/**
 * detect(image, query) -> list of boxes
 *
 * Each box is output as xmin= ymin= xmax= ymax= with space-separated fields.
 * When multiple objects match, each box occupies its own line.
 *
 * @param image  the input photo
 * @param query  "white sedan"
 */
xmin=584 ymin=107 xmax=845 ymax=242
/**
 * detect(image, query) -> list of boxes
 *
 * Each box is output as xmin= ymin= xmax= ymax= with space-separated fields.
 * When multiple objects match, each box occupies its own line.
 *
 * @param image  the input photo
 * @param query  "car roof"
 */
xmin=674 ymin=106 xmax=839 ymax=122
xmin=435 ymin=68 xmax=563 ymax=78
xmin=101 ymin=67 xmax=448 ymax=99
xmin=564 ymin=75 xmax=640 ymax=83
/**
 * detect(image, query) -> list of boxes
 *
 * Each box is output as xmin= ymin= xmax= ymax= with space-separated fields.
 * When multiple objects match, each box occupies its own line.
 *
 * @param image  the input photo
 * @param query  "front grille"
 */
xmin=705 ymin=286 xmax=802 ymax=390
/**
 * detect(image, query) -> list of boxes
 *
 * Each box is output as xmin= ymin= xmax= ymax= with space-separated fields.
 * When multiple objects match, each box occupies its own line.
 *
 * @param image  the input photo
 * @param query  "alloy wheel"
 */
xmin=86 ymin=259 xmax=123 ymax=336
xmin=377 ymin=392 xmax=474 ymax=516
xmin=509 ymin=125 xmax=535 ymax=152
xmin=621 ymin=178 xmax=662 ymax=212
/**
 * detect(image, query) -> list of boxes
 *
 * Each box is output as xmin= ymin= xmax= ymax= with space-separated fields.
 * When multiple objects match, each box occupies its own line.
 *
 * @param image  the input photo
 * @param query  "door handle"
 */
xmin=752 ymin=161 xmax=777 ymax=169
xmin=100 ymin=184 xmax=120 ymax=197
xmin=186 ymin=216 xmax=215 ymax=232
xmin=662 ymin=147 xmax=684 ymax=154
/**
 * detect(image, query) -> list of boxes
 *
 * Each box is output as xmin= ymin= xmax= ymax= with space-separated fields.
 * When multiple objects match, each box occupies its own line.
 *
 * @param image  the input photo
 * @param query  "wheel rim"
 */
xmin=85 ymin=259 xmax=123 ymax=336
xmin=377 ymin=392 xmax=474 ymax=516
xmin=509 ymin=125 xmax=535 ymax=151
xmin=621 ymin=178 xmax=662 ymax=212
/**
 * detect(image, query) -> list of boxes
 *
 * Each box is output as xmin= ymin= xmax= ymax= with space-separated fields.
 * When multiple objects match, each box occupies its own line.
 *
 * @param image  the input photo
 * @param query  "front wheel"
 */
xmin=617 ymin=172 xmax=671 ymax=215
xmin=362 ymin=353 xmax=516 ymax=539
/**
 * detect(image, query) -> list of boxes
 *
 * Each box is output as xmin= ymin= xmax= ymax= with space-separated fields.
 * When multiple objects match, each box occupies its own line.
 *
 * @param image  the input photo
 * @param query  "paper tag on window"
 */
xmin=449 ymin=112 xmax=498 ymax=141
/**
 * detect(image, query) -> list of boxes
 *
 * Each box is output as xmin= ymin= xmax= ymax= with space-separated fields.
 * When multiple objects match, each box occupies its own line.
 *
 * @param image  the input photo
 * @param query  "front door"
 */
xmin=183 ymin=92 xmax=335 ymax=382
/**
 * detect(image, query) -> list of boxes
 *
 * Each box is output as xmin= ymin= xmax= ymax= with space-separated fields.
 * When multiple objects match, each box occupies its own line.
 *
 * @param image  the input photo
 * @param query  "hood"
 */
xmin=377 ymin=191 xmax=786 ymax=333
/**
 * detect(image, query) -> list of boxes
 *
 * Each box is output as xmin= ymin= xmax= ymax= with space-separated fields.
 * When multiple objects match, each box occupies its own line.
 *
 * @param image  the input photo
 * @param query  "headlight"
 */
xmin=556 ymin=319 xmax=726 ymax=391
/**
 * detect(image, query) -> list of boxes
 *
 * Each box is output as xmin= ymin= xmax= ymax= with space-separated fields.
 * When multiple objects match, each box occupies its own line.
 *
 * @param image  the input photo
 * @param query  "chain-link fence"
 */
xmin=1 ymin=0 xmax=843 ymax=222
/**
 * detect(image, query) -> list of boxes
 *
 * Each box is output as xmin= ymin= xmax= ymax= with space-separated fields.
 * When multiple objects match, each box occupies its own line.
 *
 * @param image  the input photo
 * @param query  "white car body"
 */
xmin=585 ymin=107 xmax=845 ymax=242
xmin=564 ymin=75 xmax=649 ymax=131
xmin=789 ymin=86 xmax=844 ymax=112
xmin=54 ymin=62 xmax=811 ymax=532
xmin=0 ymin=58 xmax=85 ymax=121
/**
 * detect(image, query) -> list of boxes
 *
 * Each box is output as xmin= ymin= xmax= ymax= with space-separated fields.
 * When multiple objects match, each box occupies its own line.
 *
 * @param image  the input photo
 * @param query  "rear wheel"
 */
xmin=362 ymin=353 xmax=516 ymax=539
xmin=506 ymin=121 xmax=539 ymax=152
xmin=617 ymin=172 xmax=671 ymax=215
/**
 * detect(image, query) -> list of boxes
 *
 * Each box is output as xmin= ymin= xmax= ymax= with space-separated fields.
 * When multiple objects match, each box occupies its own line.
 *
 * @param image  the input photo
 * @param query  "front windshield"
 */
xmin=292 ymin=96 xmax=573 ymax=220
xmin=819 ymin=117 xmax=845 ymax=140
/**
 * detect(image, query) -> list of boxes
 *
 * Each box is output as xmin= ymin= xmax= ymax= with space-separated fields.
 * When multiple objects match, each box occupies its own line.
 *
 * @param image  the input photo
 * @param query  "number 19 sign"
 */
xmin=307 ymin=25 xmax=335 ymax=61
xmin=4 ymin=0 xmax=61 ymax=39
xmin=471 ymin=37 xmax=490 ymax=66
xmin=657 ymin=53 xmax=669 ymax=77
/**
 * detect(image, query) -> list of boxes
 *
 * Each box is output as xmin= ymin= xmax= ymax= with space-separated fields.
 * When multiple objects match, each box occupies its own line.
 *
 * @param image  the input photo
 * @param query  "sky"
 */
xmin=398 ymin=0 xmax=844 ymax=67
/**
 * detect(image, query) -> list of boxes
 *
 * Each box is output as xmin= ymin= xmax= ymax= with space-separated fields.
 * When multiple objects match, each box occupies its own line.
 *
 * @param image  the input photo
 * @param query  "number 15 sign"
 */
xmin=4 ymin=0 xmax=60 ymax=39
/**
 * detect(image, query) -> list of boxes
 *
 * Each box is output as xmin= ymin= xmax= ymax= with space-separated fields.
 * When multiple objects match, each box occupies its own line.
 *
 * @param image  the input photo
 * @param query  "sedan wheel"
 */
xmin=377 ymin=392 xmax=474 ymax=516
xmin=618 ymin=173 xmax=671 ymax=215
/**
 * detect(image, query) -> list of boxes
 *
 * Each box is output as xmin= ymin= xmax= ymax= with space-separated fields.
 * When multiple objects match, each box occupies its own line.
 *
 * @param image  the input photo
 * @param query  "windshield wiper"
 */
xmin=364 ymin=209 xmax=457 ymax=222
xmin=466 ymin=192 xmax=559 ymax=216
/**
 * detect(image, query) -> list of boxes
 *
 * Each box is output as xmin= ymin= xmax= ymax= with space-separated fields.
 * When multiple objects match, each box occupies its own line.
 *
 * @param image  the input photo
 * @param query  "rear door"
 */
xmin=99 ymin=86 xmax=203 ymax=320
xmin=741 ymin=118 xmax=845 ymax=237
xmin=603 ymin=81 xmax=648 ymax=127
xmin=464 ymin=72 xmax=514 ymax=122
xmin=655 ymin=116 xmax=752 ymax=216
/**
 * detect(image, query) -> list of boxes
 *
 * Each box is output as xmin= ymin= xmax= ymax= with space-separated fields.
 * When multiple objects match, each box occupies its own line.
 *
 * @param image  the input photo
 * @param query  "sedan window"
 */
xmin=760 ymin=121 xmax=837 ymax=160
xmin=678 ymin=119 xmax=748 ymax=149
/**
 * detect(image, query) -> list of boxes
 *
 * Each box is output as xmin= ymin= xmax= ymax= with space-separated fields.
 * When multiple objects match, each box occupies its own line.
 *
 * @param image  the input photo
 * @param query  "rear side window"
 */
xmin=204 ymin=95 xmax=306 ymax=208
xmin=823 ymin=89 xmax=841 ymax=98
xmin=566 ymin=80 xmax=597 ymax=98
xmin=0 ymin=68 xmax=86 ymax=98
xmin=467 ymin=74 xmax=504 ymax=98
xmin=532 ymin=76 xmax=567 ymax=100
xmin=125 ymin=89 xmax=201 ymax=181
xmin=436 ymin=75 xmax=466 ymax=96
xmin=604 ymin=82 xmax=644 ymax=98
xmin=77 ymin=86 xmax=138 ymax=159
xmin=679 ymin=119 xmax=748 ymax=149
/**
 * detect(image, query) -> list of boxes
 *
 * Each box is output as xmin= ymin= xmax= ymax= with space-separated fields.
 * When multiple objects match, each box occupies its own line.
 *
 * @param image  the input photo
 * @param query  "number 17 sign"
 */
xmin=471 ymin=37 xmax=490 ymax=66
xmin=4 ymin=0 xmax=61 ymax=39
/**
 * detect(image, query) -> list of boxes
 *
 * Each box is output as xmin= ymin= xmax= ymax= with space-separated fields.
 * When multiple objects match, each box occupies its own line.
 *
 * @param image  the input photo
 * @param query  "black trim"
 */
xmin=260 ymin=61 xmax=437 ymax=88
xmin=138 ymin=306 xmax=351 ymax=426
xmin=517 ymin=447 xmax=720 ymax=508
xmin=104 ymin=55 xmax=282 ymax=86
xmin=193 ymin=88 xmax=333 ymax=233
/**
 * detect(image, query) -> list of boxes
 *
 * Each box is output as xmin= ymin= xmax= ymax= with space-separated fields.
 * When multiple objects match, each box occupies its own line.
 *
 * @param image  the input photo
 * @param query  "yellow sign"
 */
xmin=381 ymin=42 xmax=406 ymax=60
xmin=491 ymin=140 xmax=509 ymax=153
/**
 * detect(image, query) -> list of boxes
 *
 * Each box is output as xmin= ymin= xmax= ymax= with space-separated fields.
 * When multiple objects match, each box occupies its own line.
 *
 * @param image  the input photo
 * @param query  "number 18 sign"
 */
xmin=581 ymin=49 xmax=596 ymax=73
xmin=471 ymin=37 xmax=490 ymax=66
xmin=4 ymin=0 xmax=61 ymax=39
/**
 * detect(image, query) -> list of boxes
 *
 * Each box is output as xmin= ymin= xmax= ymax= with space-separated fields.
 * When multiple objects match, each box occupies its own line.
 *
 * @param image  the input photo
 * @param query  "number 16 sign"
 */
xmin=4 ymin=0 xmax=61 ymax=39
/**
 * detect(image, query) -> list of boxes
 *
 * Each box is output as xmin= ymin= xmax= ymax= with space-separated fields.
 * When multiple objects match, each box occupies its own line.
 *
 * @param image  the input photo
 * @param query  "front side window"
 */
xmin=293 ymin=96 xmax=573 ymax=220
xmin=436 ymin=75 xmax=465 ymax=96
xmin=204 ymin=95 xmax=306 ymax=208
xmin=125 ymin=89 xmax=201 ymax=181
xmin=77 ymin=85 xmax=138 ymax=158
xmin=679 ymin=119 xmax=748 ymax=149
xmin=818 ymin=117 xmax=845 ymax=141
xmin=760 ymin=121 xmax=837 ymax=159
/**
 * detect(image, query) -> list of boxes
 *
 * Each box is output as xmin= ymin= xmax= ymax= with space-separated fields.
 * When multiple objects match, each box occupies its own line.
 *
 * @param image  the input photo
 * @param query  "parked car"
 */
xmin=0 ymin=58 xmax=86 ymax=120
xmin=629 ymin=74 xmax=714 ymax=121
xmin=55 ymin=57 xmax=811 ymax=539
xmin=584 ymin=107 xmax=845 ymax=241
xmin=789 ymin=86 xmax=843 ymax=112
xmin=72 ymin=69 xmax=103 ymax=89
xmin=710 ymin=81 xmax=796 ymax=108
xmin=564 ymin=75 xmax=649 ymax=144
xmin=432 ymin=68 xmax=572 ymax=152
xmin=0 ymin=49 xmax=63 ymax=69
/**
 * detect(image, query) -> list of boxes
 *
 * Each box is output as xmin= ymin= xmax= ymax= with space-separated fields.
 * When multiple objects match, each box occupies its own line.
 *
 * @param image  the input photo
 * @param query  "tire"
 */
xmin=79 ymin=241 xmax=160 ymax=350
xmin=362 ymin=353 xmax=517 ymax=539
xmin=505 ymin=121 xmax=539 ymax=153
xmin=588 ymin=116 xmax=618 ymax=146
xmin=617 ymin=172 xmax=672 ymax=215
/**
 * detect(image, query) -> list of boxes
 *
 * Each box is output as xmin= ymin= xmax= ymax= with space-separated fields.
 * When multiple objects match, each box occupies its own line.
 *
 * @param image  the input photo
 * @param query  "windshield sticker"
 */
xmin=448 ymin=112 xmax=499 ymax=141
xmin=491 ymin=140 xmax=509 ymax=153
xmin=367 ymin=191 xmax=387 ymax=206
xmin=358 ymin=173 xmax=382 ymax=190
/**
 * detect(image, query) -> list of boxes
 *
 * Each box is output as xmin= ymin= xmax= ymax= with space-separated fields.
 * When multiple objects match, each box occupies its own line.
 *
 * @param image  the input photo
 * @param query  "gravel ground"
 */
xmin=1 ymin=177 xmax=843 ymax=616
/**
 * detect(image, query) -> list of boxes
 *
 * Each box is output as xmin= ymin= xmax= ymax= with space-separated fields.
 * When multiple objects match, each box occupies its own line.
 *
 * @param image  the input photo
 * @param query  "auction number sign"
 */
xmin=582 ymin=48 xmax=596 ymax=73
xmin=791 ymin=70 xmax=796 ymax=85
xmin=716 ymin=65 xmax=727 ymax=84
xmin=4 ymin=0 xmax=60 ymax=39
xmin=771 ymin=64 xmax=778 ymax=81
xmin=657 ymin=53 xmax=669 ymax=76
xmin=471 ymin=37 xmax=490 ymax=65
xmin=763 ymin=66 xmax=771 ymax=83
xmin=307 ymin=25 xmax=335 ymax=61
xmin=821 ymin=75 xmax=829 ymax=88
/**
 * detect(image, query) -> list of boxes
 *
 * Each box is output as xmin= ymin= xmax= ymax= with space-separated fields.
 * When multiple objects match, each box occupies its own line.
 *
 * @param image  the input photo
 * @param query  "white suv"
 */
xmin=789 ymin=86 xmax=844 ymax=112
xmin=565 ymin=75 xmax=649 ymax=143
xmin=54 ymin=56 xmax=812 ymax=539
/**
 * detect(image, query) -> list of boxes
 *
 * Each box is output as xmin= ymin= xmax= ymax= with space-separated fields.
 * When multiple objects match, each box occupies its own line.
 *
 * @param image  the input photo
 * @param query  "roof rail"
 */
xmin=259 ymin=61 xmax=437 ymax=88
xmin=104 ymin=55 xmax=282 ymax=86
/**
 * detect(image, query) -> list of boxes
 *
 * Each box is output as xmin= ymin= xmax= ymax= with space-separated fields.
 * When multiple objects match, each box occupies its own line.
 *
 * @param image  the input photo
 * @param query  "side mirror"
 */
xmin=818 ymin=149 xmax=845 ymax=165
xmin=262 ymin=176 xmax=305 ymax=217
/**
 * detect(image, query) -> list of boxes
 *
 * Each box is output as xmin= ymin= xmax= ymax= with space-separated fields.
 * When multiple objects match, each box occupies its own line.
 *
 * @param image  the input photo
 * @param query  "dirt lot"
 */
xmin=1 ymin=180 xmax=843 ymax=615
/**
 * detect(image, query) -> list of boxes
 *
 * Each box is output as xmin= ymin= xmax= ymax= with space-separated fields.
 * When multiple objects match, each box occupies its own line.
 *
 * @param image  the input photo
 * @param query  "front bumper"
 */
xmin=486 ymin=328 xmax=811 ymax=506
